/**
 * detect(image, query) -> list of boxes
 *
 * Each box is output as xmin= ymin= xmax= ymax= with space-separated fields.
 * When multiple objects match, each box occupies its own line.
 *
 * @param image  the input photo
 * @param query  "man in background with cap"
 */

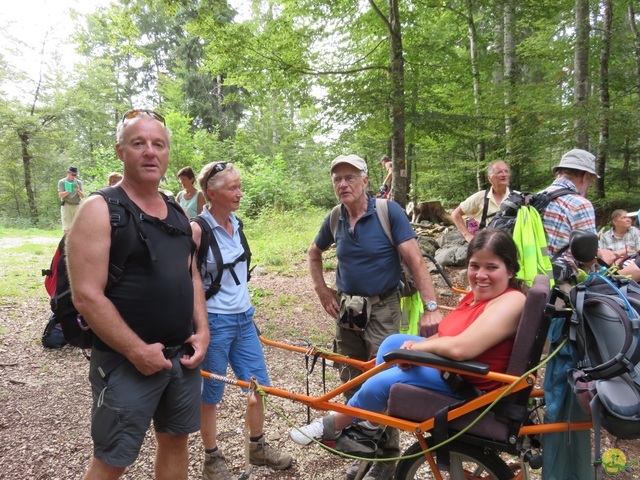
xmin=58 ymin=166 xmax=85 ymax=234
xmin=307 ymin=154 xmax=441 ymax=480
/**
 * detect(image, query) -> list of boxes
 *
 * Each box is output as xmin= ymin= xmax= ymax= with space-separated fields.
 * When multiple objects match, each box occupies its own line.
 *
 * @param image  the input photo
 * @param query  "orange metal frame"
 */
xmin=201 ymin=335 xmax=592 ymax=479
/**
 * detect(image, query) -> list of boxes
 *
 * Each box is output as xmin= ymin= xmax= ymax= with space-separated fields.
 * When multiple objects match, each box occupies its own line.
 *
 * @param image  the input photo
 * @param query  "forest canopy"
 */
xmin=1 ymin=0 xmax=639 ymax=227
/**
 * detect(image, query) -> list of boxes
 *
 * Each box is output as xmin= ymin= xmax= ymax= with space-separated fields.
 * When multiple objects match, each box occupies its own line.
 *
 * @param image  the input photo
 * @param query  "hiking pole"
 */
xmin=423 ymin=252 xmax=468 ymax=294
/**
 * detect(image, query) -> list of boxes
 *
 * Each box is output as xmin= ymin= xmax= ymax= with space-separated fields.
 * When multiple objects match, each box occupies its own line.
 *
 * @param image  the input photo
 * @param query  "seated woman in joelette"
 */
xmin=290 ymin=228 xmax=527 ymax=445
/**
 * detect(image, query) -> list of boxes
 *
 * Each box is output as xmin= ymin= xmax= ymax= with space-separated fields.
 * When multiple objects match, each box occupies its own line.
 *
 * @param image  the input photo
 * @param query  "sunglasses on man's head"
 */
xmin=121 ymin=109 xmax=166 ymax=125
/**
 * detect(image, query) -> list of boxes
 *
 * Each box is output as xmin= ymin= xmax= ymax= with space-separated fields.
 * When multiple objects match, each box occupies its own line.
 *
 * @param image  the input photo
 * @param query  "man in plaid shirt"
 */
xmin=540 ymin=149 xmax=605 ymax=479
xmin=541 ymin=149 xmax=603 ymax=282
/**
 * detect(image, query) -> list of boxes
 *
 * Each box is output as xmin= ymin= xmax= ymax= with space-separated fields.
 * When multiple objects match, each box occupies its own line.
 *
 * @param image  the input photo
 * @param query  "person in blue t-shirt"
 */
xmin=307 ymin=154 xmax=441 ymax=479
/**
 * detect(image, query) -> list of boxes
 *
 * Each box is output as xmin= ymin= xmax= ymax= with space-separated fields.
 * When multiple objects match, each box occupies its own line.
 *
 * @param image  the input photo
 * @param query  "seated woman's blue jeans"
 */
xmin=347 ymin=334 xmax=458 ymax=413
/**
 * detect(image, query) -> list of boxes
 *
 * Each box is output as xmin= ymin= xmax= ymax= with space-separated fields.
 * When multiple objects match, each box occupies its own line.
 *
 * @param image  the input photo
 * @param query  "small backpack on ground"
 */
xmin=41 ymin=312 xmax=66 ymax=349
xmin=42 ymin=186 xmax=187 ymax=350
xmin=193 ymin=215 xmax=252 ymax=300
xmin=329 ymin=198 xmax=417 ymax=297
xmin=488 ymin=188 xmax=575 ymax=235
xmin=566 ymin=273 xmax=640 ymax=464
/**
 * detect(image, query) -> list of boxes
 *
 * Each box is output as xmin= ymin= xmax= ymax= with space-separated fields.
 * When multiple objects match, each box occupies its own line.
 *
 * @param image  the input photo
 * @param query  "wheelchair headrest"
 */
xmin=569 ymin=229 xmax=598 ymax=263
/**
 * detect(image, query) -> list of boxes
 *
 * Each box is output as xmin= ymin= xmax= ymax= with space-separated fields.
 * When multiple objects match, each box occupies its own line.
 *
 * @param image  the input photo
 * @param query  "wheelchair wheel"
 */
xmin=395 ymin=438 xmax=514 ymax=479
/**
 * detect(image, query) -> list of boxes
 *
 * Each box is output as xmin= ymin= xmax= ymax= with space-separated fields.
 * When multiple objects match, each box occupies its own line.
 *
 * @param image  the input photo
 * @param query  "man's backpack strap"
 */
xmin=329 ymin=200 xmax=395 ymax=246
xmin=538 ymin=187 xmax=578 ymax=263
xmin=329 ymin=205 xmax=341 ymax=242
xmin=479 ymin=188 xmax=491 ymax=230
xmin=96 ymin=187 xmax=193 ymax=265
xmin=92 ymin=186 xmax=145 ymax=282
xmin=374 ymin=198 xmax=395 ymax=246
xmin=536 ymin=187 xmax=576 ymax=216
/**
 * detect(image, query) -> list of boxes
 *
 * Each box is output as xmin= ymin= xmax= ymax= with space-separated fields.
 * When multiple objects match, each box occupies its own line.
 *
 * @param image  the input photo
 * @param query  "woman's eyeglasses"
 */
xmin=205 ymin=162 xmax=228 ymax=186
xmin=121 ymin=110 xmax=166 ymax=125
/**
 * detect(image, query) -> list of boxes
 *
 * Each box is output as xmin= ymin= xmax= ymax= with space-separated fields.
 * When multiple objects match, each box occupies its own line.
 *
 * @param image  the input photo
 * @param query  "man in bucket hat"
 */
xmin=539 ymin=149 xmax=611 ymax=479
xmin=540 ymin=148 xmax=602 ymax=281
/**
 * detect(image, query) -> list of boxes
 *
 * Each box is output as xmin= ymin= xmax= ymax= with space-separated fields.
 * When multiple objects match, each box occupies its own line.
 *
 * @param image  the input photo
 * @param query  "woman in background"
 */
xmin=176 ymin=166 xmax=206 ymax=218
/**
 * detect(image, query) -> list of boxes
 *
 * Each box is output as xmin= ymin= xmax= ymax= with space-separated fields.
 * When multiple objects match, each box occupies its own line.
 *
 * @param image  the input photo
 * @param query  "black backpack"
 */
xmin=193 ymin=215 xmax=252 ymax=300
xmin=41 ymin=312 xmax=66 ymax=349
xmin=487 ymin=188 xmax=575 ymax=235
xmin=42 ymin=186 xmax=188 ymax=350
xmin=567 ymin=273 xmax=640 ymax=446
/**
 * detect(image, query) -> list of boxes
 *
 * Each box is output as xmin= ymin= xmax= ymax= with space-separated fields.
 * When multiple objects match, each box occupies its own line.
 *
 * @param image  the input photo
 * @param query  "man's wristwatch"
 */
xmin=423 ymin=301 xmax=438 ymax=312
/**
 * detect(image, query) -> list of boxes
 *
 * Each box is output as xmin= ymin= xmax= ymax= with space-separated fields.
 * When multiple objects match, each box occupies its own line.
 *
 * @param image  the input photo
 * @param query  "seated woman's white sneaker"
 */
xmin=290 ymin=417 xmax=325 ymax=445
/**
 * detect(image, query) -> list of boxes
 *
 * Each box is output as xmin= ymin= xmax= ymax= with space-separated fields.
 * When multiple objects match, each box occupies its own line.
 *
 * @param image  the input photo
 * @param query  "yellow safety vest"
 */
xmin=512 ymin=206 xmax=554 ymax=286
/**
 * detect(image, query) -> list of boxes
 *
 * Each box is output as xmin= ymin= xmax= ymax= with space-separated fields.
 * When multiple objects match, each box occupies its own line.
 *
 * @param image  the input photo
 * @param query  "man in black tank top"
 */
xmin=66 ymin=110 xmax=209 ymax=480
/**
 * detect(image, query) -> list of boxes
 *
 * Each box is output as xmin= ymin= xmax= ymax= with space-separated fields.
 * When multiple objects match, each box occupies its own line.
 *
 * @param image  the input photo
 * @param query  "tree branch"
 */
xmin=247 ymin=43 xmax=390 ymax=76
xmin=368 ymin=0 xmax=392 ymax=32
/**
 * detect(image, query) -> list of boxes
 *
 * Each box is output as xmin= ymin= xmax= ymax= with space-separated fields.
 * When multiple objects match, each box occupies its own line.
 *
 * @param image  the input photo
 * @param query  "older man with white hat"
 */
xmin=307 ymin=154 xmax=440 ymax=479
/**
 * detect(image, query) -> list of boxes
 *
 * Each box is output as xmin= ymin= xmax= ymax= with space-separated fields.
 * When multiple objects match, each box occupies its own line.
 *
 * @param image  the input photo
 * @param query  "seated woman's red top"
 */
xmin=437 ymin=289 xmax=517 ymax=392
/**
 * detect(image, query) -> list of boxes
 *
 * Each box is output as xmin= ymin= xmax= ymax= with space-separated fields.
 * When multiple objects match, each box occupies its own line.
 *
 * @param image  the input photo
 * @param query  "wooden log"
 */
xmin=406 ymin=201 xmax=452 ymax=225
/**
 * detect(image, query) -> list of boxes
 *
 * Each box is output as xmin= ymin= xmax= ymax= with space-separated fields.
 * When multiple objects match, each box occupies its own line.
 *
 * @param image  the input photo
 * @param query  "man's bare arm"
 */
xmin=451 ymin=206 xmax=474 ymax=243
xmin=398 ymin=238 xmax=442 ymax=336
xmin=66 ymin=196 xmax=171 ymax=375
xmin=308 ymin=242 xmax=339 ymax=318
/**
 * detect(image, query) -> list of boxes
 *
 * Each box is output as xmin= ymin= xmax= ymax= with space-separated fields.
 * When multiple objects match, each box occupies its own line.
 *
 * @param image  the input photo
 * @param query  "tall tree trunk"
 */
xmin=386 ymin=0 xmax=407 ymax=207
xmin=624 ymin=136 xmax=631 ymax=192
xmin=574 ymin=0 xmax=590 ymax=149
xmin=629 ymin=5 xmax=640 ymax=171
xmin=467 ymin=0 xmax=485 ymax=191
xmin=503 ymin=1 xmax=519 ymax=189
xmin=18 ymin=131 xmax=39 ymax=221
xmin=595 ymin=0 xmax=612 ymax=198
xmin=407 ymin=76 xmax=417 ymax=201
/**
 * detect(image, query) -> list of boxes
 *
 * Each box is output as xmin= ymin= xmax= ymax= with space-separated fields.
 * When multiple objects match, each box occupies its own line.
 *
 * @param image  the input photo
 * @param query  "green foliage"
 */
xmin=2 ymin=0 xmax=640 ymax=221
xmin=0 ymin=208 xmax=325 ymax=333
xmin=242 ymin=207 xmax=326 ymax=274
xmin=240 ymin=154 xmax=311 ymax=215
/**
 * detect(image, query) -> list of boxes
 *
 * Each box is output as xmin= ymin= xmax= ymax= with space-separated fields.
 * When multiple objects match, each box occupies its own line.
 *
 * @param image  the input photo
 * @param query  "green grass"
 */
xmin=0 ymin=229 xmax=61 ymax=304
xmin=0 ymin=209 xmax=328 ymax=305
xmin=243 ymin=208 xmax=327 ymax=275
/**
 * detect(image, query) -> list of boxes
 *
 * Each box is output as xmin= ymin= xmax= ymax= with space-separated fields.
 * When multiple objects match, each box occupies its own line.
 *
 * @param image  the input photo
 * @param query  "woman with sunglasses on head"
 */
xmin=290 ymin=229 xmax=527 ymax=448
xmin=192 ymin=161 xmax=293 ymax=480
xmin=176 ymin=166 xmax=206 ymax=218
